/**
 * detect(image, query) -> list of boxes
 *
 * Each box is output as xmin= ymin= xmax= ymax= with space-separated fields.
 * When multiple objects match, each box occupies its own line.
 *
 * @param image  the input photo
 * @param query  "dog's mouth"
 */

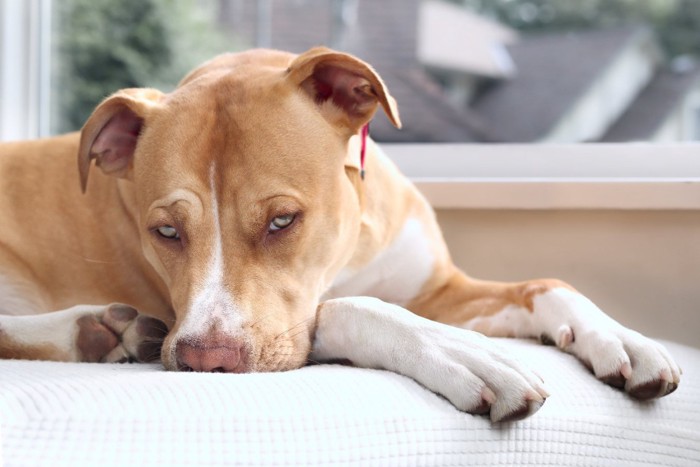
xmin=159 ymin=328 xmax=313 ymax=374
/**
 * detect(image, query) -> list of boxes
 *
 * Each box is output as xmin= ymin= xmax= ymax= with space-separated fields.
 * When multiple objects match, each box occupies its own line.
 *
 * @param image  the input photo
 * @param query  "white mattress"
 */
xmin=1 ymin=338 xmax=699 ymax=466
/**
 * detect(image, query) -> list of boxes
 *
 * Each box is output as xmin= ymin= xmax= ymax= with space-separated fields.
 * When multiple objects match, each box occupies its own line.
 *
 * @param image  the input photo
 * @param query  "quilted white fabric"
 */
xmin=1 ymin=338 xmax=698 ymax=466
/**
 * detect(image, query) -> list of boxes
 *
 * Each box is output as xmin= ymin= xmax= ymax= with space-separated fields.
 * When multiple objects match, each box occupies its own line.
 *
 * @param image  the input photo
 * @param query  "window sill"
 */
xmin=384 ymin=143 xmax=700 ymax=210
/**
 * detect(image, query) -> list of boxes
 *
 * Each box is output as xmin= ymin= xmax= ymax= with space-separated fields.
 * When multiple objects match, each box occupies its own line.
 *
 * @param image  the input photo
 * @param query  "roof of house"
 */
xmin=219 ymin=3 xmax=688 ymax=144
xmin=369 ymin=68 xmax=497 ymax=142
xmin=417 ymin=0 xmax=518 ymax=78
xmin=472 ymin=27 xmax=648 ymax=142
xmin=601 ymin=67 xmax=700 ymax=141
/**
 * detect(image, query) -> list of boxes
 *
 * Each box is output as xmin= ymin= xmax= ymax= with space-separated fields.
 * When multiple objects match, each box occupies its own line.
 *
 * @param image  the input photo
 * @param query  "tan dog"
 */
xmin=0 ymin=48 xmax=680 ymax=422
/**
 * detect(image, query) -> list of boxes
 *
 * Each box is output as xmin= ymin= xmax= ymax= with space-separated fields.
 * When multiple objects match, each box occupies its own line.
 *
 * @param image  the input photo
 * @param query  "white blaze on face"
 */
xmin=177 ymin=163 xmax=243 ymax=340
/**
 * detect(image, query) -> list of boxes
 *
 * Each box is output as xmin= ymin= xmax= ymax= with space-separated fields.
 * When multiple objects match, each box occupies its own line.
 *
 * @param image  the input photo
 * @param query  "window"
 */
xmin=2 ymin=0 xmax=700 ymax=145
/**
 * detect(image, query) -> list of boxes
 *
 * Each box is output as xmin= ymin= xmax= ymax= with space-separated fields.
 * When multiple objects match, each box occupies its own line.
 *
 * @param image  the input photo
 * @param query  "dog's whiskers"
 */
xmin=273 ymin=315 xmax=316 ymax=340
xmin=249 ymin=311 xmax=279 ymax=330
xmin=279 ymin=327 xmax=312 ymax=343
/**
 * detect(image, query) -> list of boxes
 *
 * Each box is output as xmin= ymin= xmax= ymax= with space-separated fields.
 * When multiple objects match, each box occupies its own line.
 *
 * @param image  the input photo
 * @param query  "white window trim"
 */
xmin=385 ymin=144 xmax=700 ymax=210
xmin=0 ymin=0 xmax=52 ymax=141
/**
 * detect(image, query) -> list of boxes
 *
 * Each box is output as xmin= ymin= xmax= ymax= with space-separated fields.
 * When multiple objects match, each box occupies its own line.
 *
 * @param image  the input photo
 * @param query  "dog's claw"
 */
xmin=470 ymin=387 xmax=495 ymax=414
xmin=471 ymin=399 xmax=492 ymax=415
xmin=497 ymin=403 xmax=531 ymax=423
xmin=556 ymin=325 xmax=574 ymax=348
xmin=629 ymin=378 xmax=678 ymax=400
xmin=496 ymin=398 xmax=546 ymax=423
xmin=490 ymin=393 xmax=547 ymax=423
xmin=474 ymin=386 xmax=547 ymax=423
xmin=133 ymin=316 xmax=168 ymax=362
xmin=76 ymin=314 xmax=119 ymax=363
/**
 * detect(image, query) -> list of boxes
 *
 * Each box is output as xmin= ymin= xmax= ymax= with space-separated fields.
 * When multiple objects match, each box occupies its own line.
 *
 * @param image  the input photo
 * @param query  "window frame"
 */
xmin=385 ymin=143 xmax=700 ymax=210
xmin=0 ymin=0 xmax=51 ymax=141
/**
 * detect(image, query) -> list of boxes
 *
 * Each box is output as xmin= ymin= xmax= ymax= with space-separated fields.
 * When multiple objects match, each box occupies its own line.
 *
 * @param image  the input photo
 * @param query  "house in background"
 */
xmin=218 ymin=0 xmax=700 ymax=143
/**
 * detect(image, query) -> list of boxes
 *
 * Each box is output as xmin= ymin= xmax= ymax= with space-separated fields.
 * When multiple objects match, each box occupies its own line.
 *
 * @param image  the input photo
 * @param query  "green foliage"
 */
xmin=459 ymin=0 xmax=700 ymax=60
xmin=51 ymin=0 xmax=234 ymax=134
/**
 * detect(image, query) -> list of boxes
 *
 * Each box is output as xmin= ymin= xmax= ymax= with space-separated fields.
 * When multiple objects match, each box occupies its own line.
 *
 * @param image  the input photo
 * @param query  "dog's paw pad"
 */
xmin=76 ymin=315 xmax=119 ymax=363
xmin=103 ymin=303 xmax=138 ymax=332
xmin=103 ymin=344 xmax=131 ymax=363
xmin=75 ymin=304 xmax=167 ymax=364
xmin=129 ymin=316 xmax=168 ymax=362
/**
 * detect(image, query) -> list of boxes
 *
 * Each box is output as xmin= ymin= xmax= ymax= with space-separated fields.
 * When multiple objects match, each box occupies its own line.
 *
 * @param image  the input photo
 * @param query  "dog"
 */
xmin=0 ymin=47 xmax=680 ymax=422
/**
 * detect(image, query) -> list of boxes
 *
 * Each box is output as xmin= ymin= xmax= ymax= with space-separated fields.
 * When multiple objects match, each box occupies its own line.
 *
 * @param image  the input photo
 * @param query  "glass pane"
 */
xmin=45 ymin=0 xmax=700 ymax=144
xmin=50 ymin=0 xmax=233 ymax=134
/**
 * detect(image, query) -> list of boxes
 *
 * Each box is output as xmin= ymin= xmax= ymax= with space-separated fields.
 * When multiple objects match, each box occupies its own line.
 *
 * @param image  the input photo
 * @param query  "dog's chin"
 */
xmin=253 ymin=337 xmax=313 ymax=373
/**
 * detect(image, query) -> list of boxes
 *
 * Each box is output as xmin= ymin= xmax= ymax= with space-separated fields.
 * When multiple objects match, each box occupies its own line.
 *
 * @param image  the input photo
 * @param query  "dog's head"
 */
xmin=77 ymin=48 xmax=400 ymax=372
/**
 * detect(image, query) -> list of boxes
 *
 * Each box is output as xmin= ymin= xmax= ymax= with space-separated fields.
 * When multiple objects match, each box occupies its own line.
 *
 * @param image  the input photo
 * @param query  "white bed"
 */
xmin=2 ymin=338 xmax=699 ymax=466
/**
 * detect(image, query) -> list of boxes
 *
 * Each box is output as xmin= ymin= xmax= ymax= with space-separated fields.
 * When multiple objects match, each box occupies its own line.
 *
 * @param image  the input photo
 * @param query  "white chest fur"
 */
xmin=324 ymin=217 xmax=435 ymax=305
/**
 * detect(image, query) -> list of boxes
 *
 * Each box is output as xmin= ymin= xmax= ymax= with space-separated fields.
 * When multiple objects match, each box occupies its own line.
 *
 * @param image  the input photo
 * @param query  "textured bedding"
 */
xmin=1 ymin=338 xmax=699 ymax=466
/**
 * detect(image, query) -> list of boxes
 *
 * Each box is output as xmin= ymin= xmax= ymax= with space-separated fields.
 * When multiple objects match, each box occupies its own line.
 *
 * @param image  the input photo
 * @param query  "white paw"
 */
xmin=414 ymin=326 xmax=549 ymax=422
xmin=312 ymin=297 xmax=548 ymax=423
xmin=535 ymin=289 xmax=681 ymax=399
xmin=563 ymin=326 xmax=681 ymax=399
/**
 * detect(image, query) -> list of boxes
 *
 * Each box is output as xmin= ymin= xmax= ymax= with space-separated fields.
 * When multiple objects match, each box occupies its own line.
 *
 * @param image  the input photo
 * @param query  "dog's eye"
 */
xmin=156 ymin=225 xmax=180 ymax=240
xmin=269 ymin=214 xmax=295 ymax=232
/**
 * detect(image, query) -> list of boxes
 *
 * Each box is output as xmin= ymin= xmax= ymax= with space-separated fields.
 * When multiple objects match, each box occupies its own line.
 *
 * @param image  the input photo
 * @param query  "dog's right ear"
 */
xmin=287 ymin=47 xmax=401 ymax=135
xmin=78 ymin=88 xmax=164 ymax=193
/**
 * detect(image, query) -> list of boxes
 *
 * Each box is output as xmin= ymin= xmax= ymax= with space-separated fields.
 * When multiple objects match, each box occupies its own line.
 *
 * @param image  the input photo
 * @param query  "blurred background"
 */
xmin=2 ymin=0 xmax=700 ymax=143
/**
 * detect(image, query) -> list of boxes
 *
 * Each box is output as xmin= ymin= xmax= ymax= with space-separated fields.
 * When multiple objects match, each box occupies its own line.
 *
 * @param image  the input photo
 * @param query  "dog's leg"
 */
xmin=408 ymin=271 xmax=681 ymax=400
xmin=312 ymin=297 xmax=549 ymax=422
xmin=0 ymin=304 xmax=167 ymax=363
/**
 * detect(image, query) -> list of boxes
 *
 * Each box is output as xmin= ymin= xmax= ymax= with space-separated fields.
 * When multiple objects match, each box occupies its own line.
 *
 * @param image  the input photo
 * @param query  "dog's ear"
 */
xmin=78 ymin=88 xmax=164 ymax=192
xmin=288 ymin=47 xmax=401 ymax=134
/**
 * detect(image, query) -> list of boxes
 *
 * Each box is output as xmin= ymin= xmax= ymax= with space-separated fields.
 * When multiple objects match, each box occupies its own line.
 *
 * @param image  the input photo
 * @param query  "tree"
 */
xmin=459 ymin=0 xmax=700 ymax=60
xmin=51 ymin=0 xmax=233 ymax=134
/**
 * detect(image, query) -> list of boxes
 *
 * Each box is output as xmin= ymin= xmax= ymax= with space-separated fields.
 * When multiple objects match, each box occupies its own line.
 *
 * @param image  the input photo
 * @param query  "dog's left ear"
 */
xmin=78 ymin=88 xmax=164 ymax=192
xmin=288 ymin=47 xmax=401 ymax=134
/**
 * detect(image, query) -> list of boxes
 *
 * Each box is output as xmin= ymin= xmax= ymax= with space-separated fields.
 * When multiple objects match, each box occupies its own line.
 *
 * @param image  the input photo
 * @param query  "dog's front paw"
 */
xmin=534 ymin=289 xmax=681 ymax=399
xmin=565 ymin=326 xmax=681 ymax=399
xmin=76 ymin=303 xmax=167 ymax=363
xmin=313 ymin=297 xmax=548 ymax=422
xmin=416 ymin=328 xmax=549 ymax=422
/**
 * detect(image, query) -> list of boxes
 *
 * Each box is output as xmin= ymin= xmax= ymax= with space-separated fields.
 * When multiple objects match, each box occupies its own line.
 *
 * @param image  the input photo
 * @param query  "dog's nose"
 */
xmin=176 ymin=339 xmax=248 ymax=373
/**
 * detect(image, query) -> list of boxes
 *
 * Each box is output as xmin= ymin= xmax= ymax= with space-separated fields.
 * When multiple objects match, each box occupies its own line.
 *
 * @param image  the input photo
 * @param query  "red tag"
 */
xmin=360 ymin=123 xmax=369 ymax=180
